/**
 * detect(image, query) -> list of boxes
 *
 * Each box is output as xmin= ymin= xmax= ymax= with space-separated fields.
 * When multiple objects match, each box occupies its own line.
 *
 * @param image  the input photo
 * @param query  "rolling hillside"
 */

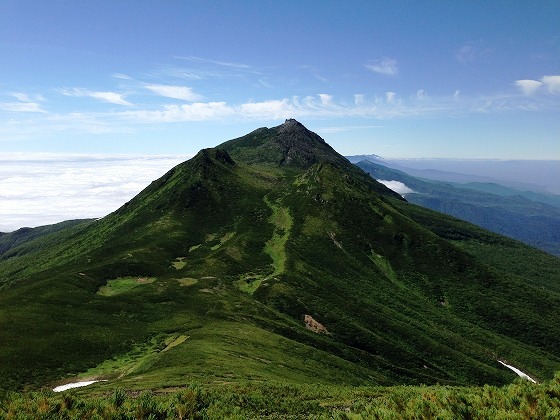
xmin=1 ymin=120 xmax=560 ymax=395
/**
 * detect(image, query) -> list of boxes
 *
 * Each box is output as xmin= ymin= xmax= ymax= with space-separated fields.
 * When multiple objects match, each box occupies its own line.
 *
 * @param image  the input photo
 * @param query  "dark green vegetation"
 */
xmin=3 ymin=375 xmax=560 ymax=418
xmin=356 ymin=160 xmax=560 ymax=256
xmin=0 ymin=219 xmax=90 ymax=255
xmin=1 ymin=119 xmax=560 ymax=402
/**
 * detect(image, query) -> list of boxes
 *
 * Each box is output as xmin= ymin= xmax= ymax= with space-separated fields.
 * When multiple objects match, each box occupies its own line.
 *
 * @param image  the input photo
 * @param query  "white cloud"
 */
xmin=0 ymin=92 xmax=47 ymax=113
xmin=240 ymin=99 xmax=294 ymax=119
xmin=180 ymin=56 xmax=251 ymax=69
xmin=3 ymin=82 xmax=558 ymax=142
xmin=90 ymin=92 xmax=131 ymax=106
xmin=455 ymin=42 xmax=494 ymax=65
xmin=0 ymin=102 xmax=46 ymax=113
xmin=365 ymin=58 xmax=398 ymax=76
xmin=301 ymin=65 xmax=328 ymax=82
xmin=354 ymin=94 xmax=365 ymax=106
xmin=515 ymin=79 xmax=543 ymax=95
xmin=111 ymin=73 xmax=132 ymax=80
xmin=0 ymin=154 xmax=190 ymax=232
xmin=257 ymin=78 xmax=273 ymax=88
xmin=123 ymin=102 xmax=233 ymax=122
xmin=318 ymin=94 xmax=334 ymax=106
xmin=144 ymin=84 xmax=202 ymax=101
xmin=60 ymin=88 xmax=132 ymax=106
xmin=514 ymin=75 xmax=560 ymax=95
xmin=316 ymin=125 xmax=384 ymax=134
xmin=11 ymin=92 xmax=46 ymax=102
xmin=377 ymin=180 xmax=415 ymax=195
xmin=541 ymin=75 xmax=560 ymax=94
xmin=456 ymin=44 xmax=476 ymax=64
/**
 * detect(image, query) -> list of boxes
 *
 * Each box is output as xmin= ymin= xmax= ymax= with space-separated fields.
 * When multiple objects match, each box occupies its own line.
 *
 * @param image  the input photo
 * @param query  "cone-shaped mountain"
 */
xmin=219 ymin=118 xmax=350 ymax=168
xmin=1 ymin=120 xmax=560 ymax=392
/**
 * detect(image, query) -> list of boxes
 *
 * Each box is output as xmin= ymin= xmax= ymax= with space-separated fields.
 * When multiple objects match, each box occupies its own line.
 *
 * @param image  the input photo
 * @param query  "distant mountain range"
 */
xmin=354 ymin=159 xmax=560 ymax=256
xmin=347 ymin=155 xmax=560 ymax=195
xmin=1 ymin=120 xmax=560 ymax=395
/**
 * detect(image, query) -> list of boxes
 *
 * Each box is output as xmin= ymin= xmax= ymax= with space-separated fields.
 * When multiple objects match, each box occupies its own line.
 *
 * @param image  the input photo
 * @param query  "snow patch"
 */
xmin=498 ymin=361 xmax=537 ymax=383
xmin=53 ymin=380 xmax=107 ymax=392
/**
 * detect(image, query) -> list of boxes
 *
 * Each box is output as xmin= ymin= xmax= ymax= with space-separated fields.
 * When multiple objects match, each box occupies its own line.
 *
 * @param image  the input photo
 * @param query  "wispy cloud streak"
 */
xmin=144 ymin=84 xmax=202 ymax=101
xmin=59 ymin=88 xmax=132 ymax=106
xmin=0 ymin=102 xmax=47 ymax=113
xmin=179 ymin=55 xmax=251 ymax=69
xmin=2 ymin=74 xmax=558 ymax=141
xmin=365 ymin=58 xmax=399 ymax=76
xmin=0 ymin=92 xmax=47 ymax=113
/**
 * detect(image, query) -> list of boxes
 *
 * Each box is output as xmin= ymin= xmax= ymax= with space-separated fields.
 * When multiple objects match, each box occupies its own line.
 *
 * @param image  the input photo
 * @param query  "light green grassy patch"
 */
xmin=96 ymin=277 xmax=156 ymax=296
xmin=171 ymin=257 xmax=187 ymax=270
xmin=162 ymin=335 xmax=189 ymax=352
xmin=220 ymin=231 xmax=235 ymax=243
xmin=263 ymin=196 xmax=293 ymax=278
xmin=235 ymin=274 xmax=264 ymax=294
xmin=369 ymin=251 xmax=397 ymax=282
xmin=205 ymin=233 xmax=218 ymax=242
xmin=188 ymin=244 xmax=201 ymax=252
xmin=226 ymin=246 xmax=242 ymax=261
xmin=176 ymin=278 xmax=198 ymax=287
xmin=210 ymin=231 xmax=236 ymax=250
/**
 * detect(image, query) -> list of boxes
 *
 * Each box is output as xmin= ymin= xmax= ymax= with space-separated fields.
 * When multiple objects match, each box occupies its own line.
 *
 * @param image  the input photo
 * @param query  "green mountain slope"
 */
xmin=0 ymin=219 xmax=90 ymax=256
xmin=1 ymin=120 xmax=560 ymax=394
xmin=356 ymin=160 xmax=560 ymax=256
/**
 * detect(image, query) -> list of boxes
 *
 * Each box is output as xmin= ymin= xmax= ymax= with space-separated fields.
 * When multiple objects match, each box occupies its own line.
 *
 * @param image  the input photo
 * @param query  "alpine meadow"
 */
xmin=1 ymin=120 xmax=560 ymax=418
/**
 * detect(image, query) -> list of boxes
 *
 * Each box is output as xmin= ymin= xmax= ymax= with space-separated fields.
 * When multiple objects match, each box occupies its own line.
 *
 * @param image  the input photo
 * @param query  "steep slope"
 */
xmin=356 ymin=160 xmax=560 ymax=256
xmin=1 ymin=120 xmax=560 ymax=394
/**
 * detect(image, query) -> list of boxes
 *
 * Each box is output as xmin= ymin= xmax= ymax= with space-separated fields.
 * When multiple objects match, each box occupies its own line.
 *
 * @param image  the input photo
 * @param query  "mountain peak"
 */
xmin=277 ymin=118 xmax=314 ymax=135
xmin=218 ymin=120 xmax=343 ymax=168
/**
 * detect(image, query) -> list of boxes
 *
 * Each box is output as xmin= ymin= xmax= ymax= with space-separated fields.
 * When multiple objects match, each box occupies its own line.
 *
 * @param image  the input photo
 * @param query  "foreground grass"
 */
xmin=2 ymin=375 xmax=560 ymax=419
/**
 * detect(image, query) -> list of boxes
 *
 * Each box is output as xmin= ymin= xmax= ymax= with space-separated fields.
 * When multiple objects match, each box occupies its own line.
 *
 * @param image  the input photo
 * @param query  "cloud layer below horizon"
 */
xmin=0 ymin=154 xmax=188 ymax=232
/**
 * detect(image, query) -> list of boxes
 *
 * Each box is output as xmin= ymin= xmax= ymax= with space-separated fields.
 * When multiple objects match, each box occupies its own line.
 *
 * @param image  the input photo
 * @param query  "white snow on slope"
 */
xmin=498 ymin=361 xmax=537 ymax=383
xmin=53 ymin=380 xmax=107 ymax=392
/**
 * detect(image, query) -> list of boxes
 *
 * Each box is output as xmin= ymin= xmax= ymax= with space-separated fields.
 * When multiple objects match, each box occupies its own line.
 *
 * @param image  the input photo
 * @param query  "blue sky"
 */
xmin=1 ymin=0 xmax=559 ymax=158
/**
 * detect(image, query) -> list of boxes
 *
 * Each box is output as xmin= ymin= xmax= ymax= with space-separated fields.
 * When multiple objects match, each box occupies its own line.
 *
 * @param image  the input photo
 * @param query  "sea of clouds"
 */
xmin=0 ymin=154 xmax=190 ymax=232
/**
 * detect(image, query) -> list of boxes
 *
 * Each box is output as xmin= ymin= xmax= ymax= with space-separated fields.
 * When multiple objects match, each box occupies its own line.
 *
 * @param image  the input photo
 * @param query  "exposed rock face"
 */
xmin=277 ymin=119 xmax=323 ymax=141
xmin=273 ymin=119 xmax=335 ymax=167
xmin=304 ymin=314 xmax=329 ymax=334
